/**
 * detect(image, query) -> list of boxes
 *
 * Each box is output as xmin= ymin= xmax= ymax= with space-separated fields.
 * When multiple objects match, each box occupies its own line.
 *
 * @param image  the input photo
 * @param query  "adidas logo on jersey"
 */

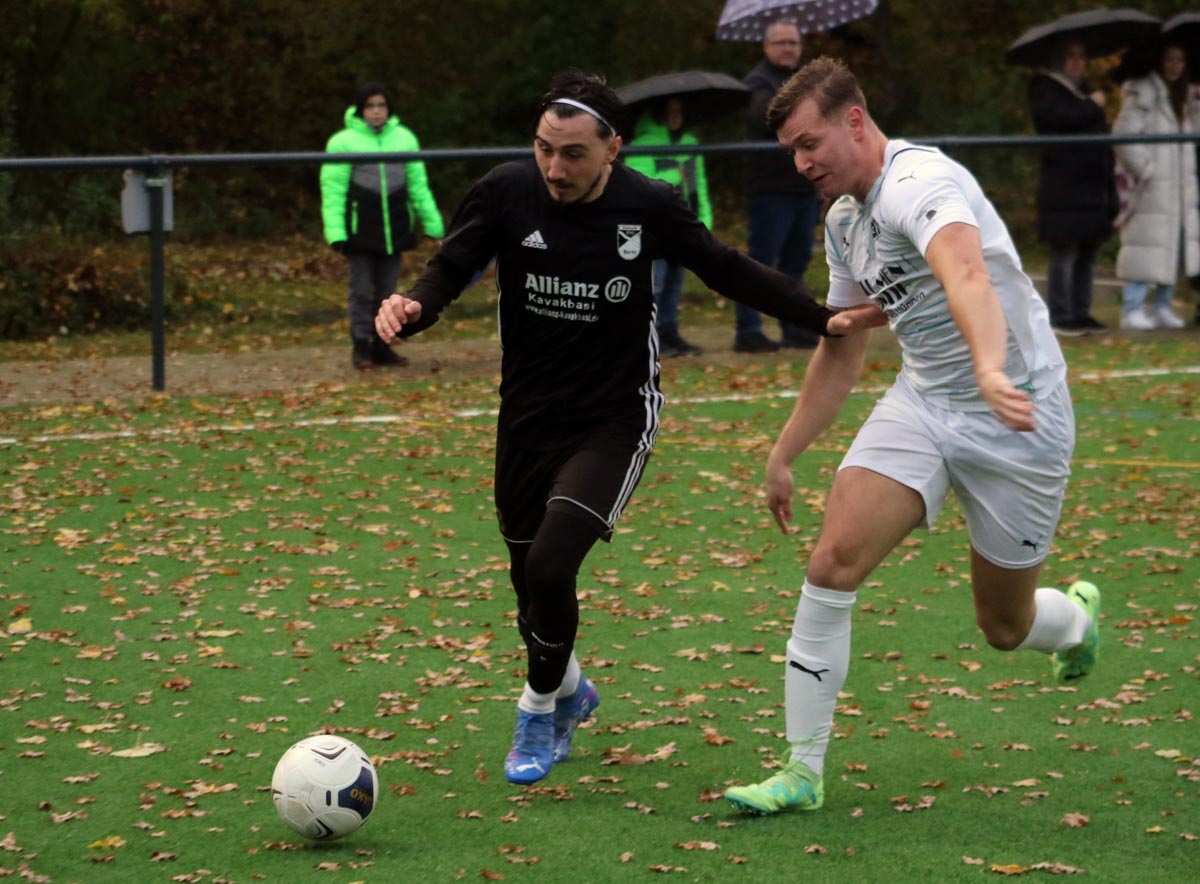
xmin=522 ymin=230 xmax=547 ymax=249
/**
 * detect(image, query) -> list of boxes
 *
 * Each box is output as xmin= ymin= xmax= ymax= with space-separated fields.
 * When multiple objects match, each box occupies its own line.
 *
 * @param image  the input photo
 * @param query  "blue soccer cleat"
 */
xmin=504 ymin=709 xmax=555 ymax=785
xmin=553 ymin=677 xmax=600 ymax=763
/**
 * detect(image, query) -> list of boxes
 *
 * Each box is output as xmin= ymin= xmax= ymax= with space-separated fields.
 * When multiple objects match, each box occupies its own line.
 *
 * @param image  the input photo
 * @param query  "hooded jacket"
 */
xmin=320 ymin=107 xmax=444 ymax=254
xmin=1113 ymin=73 xmax=1200 ymax=283
xmin=625 ymin=112 xmax=712 ymax=229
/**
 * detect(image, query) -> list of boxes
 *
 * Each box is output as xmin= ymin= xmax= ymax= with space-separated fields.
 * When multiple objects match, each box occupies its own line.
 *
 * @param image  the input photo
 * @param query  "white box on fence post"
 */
xmin=121 ymin=168 xmax=174 ymax=234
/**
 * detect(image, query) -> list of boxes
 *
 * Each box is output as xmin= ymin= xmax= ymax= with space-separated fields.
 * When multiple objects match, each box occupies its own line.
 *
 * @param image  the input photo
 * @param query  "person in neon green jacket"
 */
xmin=626 ymin=98 xmax=711 ymax=358
xmin=321 ymin=82 xmax=444 ymax=368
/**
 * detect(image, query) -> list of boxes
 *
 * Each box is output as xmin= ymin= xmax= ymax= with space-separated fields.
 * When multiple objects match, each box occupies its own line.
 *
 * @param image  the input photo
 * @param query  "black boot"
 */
xmin=370 ymin=336 xmax=409 ymax=367
xmin=352 ymin=338 xmax=374 ymax=370
xmin=659 ymin=329 xmax=702 ymax=358
xmin=733 ymin=331 xmax=779 ymax=353
xmin=780 ymin=328 xmax=820 ymax=349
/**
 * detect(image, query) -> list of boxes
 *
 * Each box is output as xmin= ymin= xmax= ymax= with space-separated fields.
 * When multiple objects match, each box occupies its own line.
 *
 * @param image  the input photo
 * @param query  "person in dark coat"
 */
xmin=735 ymin=19 xmax=822 ymax=353
xmin=1029 ymin=39 xmax=1117 ymax=335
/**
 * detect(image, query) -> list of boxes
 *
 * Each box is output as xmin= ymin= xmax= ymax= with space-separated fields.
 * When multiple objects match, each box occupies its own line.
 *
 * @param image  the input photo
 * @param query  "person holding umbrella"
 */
xmin=714 ymin=3 xmax=882 ymax=353
xmin=375 ymin=69 xmax=885 ymax=788
xmin=626 ymin=95 xmax=712 ymax=357
xmin=1027 ymin=38 xmax=1117 ymax=336
xmin=618 ymin=70 xmax=752 ymax=357
xmin=1005 ymin=8 xmax=1163 ymax=336
xmin=1112 ymin=37 xmax=1200 ymax=330
xmin=735 ymin=19 xmax=822 ymax=353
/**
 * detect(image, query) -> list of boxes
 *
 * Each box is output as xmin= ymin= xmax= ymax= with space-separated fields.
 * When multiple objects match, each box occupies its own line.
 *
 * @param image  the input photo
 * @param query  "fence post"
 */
xmin=145 ymin=164 xmax=168 ymax=391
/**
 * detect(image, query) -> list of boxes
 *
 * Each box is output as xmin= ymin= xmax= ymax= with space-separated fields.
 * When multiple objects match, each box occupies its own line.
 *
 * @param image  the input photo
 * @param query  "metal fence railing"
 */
xmin=2 ymin=132 xmax=1197 ymax=391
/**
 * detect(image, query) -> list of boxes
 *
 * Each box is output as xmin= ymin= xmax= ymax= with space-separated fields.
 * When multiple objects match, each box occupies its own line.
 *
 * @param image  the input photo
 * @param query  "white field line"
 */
xmin=2 ymin=366 xmax=1197 ymax=448
xmin=0 ymin=414 xmax=411 ymax=447
xmin=1076 ymin=365 xmax=1200 ymax=381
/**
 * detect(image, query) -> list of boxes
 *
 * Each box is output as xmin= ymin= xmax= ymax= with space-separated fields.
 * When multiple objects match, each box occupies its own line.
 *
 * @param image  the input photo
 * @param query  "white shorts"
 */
xmin=840 ymin=375 xmax=1075 ymax=568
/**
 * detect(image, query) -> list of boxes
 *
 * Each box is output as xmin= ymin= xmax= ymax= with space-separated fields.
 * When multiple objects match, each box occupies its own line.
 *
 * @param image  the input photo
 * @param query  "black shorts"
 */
xmin=494 ymin=422 xmax=654 ymax=543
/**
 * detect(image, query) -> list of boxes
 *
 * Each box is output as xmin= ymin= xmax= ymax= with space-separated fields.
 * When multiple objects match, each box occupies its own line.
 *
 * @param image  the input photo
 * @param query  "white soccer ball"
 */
xmin=271 ymin=734 xmax=379 ymax=839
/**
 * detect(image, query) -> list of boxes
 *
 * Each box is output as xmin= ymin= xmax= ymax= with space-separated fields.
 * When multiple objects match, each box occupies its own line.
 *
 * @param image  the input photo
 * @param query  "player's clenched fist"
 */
xmin=375 ymin=295 xmax=423 ymax=343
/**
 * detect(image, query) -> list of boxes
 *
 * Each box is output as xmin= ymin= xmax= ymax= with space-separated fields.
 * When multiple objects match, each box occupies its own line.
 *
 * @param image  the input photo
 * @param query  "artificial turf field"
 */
xmin=1 ymin=333 xmax=1197 ymax=883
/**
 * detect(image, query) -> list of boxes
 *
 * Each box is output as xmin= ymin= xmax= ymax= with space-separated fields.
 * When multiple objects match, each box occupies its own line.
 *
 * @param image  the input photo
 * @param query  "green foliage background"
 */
xmin=2 ymin=0 xmax=1191 ymax=236
xmin=1 ymin=0 xmax=1194 ymax=342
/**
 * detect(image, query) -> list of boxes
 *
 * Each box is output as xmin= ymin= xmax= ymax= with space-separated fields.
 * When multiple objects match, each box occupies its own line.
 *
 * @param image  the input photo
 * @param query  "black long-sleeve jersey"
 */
xmin=404 ymin=158 xmax=834 ymax=448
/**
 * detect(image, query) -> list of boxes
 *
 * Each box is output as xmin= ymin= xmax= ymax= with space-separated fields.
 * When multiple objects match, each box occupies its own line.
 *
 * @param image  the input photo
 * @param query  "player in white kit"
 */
xmin=724 ymin=58 xmax=1101 ymax=816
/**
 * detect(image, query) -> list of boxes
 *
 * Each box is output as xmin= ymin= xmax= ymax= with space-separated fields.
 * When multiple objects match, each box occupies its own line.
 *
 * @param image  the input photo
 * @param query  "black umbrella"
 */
xmin=1005 ymin=8 xmax=1161 ymax=68
xmin=616 ymin=71 xmax=751 ymax=126
xmin=1111 ymin=12 xmax=1200 ymax=83
xmin=1163 ymin=12 xmax=1200 ymax=80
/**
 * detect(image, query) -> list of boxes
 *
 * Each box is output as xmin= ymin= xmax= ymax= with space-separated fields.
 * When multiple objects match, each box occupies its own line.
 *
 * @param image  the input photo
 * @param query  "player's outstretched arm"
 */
xmin=927 ymin=223 xmax=1035 ymax=432
xmin=375 ymin=295 xmax=423 ymax=343
xmin=825 ymin=303 xmax=887 ymax=336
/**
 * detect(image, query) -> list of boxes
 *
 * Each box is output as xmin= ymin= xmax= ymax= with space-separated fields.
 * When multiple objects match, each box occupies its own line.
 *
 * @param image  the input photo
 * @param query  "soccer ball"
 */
xmin=271 ymin=734 xmax=378 ymax=839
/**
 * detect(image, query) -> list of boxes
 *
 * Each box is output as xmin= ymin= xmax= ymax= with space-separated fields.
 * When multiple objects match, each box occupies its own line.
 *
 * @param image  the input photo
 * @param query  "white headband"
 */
xmin=550 ymin=98 xmax=617 ymax=137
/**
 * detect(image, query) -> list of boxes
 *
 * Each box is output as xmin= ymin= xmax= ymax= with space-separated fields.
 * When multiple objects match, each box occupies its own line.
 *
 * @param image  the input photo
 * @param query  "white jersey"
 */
xmin=825 ymin=140 xmax=1065 ymax=410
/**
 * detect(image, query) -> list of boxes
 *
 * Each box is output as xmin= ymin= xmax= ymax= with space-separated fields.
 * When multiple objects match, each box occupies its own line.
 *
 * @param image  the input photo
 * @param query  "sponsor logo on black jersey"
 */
xmin=522 ymin=230 xmax=547 ymax=249
xmin=605 ymin=276 xmax=632 ymax=303
xmin=617 ymin=224 xmax=642 ymax=260
xmin=525 ymin=274 xmax=599 ymax=298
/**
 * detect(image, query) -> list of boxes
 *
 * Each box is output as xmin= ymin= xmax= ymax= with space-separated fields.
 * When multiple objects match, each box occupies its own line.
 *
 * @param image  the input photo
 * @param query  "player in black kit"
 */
xmin=376 ymin=69 xmax=884 ymax=786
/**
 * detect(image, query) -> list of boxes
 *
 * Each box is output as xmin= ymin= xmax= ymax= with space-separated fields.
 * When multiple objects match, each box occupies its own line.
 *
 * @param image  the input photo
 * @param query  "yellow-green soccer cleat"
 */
xmin=1052 ymin=581 xmax=1101 ymax=683
xmin=724 ymin=759 xmax=824 ymax=816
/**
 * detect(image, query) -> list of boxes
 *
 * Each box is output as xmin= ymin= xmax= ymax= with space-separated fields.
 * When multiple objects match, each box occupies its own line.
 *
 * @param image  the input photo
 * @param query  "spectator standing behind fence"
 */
xmin=321 ymin=82 xmax=444 ymax=368
xmin=1112 ymin=44 xmax=1199 ymax=331
xmin=1028 ymin=39 xmax=1117 ymax=337
xmin=736 ymin=20 xmax=821 ymax=353
xmin=625 ymin=98 xmax=710 ymax=357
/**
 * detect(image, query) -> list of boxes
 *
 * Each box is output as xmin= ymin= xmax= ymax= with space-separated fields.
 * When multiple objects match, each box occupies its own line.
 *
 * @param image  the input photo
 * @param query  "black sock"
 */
xmin=519 ymin=507 xmax=603 ymax=694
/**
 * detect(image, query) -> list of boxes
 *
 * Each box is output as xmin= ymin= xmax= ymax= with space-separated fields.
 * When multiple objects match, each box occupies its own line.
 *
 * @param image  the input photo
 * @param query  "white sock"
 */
xmin=555 ymin=653 xmax=581 ymax=699
xmin=784 ymin=581 xmax=855 ymax=775
xmin=1016 ymin=587 xmax=1091 ymax=653
xmin=517 ymin=683 xmax=556 ymax=715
